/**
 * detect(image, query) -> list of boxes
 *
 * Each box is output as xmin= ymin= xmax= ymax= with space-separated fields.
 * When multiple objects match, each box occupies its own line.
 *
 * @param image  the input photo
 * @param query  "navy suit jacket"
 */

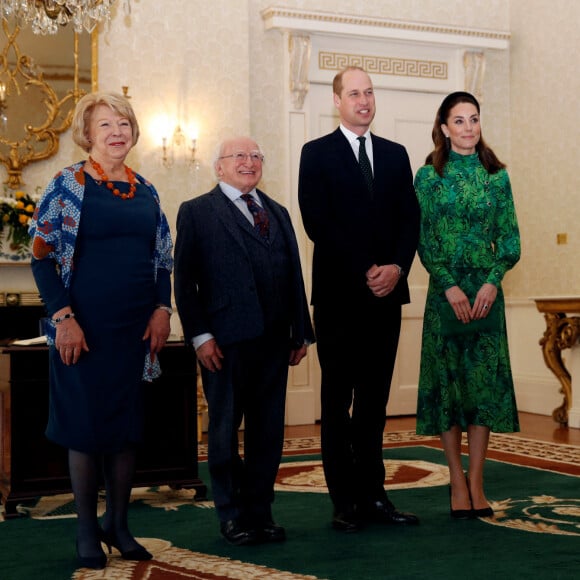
xmin=174 ymin=185 xmax=314 ymax=348
xmin=298 ymin=128 xmax=420 ymax=308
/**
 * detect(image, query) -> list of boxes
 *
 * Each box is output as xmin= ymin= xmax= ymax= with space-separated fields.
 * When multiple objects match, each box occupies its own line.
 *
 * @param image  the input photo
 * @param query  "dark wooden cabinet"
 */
xmin=0 ymin=342 xmax=206 ymax=519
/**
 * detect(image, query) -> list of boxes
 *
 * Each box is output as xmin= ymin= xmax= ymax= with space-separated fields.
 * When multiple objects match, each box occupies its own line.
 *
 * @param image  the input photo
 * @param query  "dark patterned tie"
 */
xmin=357 ymin=136 xmax=374 ymax=194
xmin=240 ymin=193 xmax=270 ymax=242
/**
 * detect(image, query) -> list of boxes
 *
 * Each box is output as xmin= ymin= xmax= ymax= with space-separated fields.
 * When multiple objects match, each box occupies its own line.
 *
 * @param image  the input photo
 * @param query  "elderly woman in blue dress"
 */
xmin=29 ymin=92 xmax=173 ymax=569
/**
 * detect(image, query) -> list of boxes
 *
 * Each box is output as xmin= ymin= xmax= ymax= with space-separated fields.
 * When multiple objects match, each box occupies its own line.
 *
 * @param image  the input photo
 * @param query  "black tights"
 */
xmin=69 ymin=445 xmax=142 ymax=558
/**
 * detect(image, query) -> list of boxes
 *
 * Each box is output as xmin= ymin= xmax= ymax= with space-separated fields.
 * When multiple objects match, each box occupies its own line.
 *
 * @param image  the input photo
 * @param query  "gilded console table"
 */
xmin=533 ymin=297 xmax=580 ymax=426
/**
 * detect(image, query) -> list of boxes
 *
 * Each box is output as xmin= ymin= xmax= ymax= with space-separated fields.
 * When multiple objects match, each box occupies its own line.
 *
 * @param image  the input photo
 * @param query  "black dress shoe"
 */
xmin=257 ymin=520 xmax=286 ymax=543
xmin=332 ymin=508 xmax=360 ymax=532
xmin=361 ymin=500 xmax=420 ymax=525
xmin=220 ymin=519 xmax=258 ymax=546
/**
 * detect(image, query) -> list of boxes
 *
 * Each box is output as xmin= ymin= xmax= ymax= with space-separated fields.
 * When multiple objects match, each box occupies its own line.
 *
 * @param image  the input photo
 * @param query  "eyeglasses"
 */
xmin=218 ymin=151 xmax=264 ymax=163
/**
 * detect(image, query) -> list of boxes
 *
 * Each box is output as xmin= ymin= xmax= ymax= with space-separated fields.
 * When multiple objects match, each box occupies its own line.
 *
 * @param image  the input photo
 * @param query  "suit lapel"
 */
xmin=208 ymin=186 xmax=250 ymax=251
xmin=210 ymin=186 xmax=278 ymax=248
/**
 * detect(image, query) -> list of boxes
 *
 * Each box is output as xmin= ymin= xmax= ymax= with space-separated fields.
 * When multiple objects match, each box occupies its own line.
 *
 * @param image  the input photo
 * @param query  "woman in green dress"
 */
xmin=415 ymin=92 xmax=520 ymax=519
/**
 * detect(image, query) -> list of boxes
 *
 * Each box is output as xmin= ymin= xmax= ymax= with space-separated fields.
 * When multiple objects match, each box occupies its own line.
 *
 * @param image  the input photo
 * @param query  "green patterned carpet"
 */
xmin=1 ymin=433 xmax=579 ymax=579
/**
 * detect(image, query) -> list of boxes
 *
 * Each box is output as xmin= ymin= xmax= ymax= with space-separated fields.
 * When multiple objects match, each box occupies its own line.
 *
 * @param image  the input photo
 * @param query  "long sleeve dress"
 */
xmin=29 ymin=164 xmax=173 ymax=453
xmin=415 ymin=150 xmax=520 ymax=435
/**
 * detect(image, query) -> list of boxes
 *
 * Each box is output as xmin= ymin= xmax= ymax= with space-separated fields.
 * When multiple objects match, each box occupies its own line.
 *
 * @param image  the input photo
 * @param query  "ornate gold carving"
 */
xmin=319 ymin=51 xmax=447 ymax=80
xmin=0 ymin=20 xmax=92 ymax=189
xmin=538 ymin=313 xmax=580 ymax=426
xmin=534 ymin=297 xmax=580 ymax=426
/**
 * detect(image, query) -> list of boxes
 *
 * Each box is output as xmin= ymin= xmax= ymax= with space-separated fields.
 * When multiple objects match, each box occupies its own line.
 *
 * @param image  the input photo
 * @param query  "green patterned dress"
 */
xmin=415 ymin=151 xmax=520 ymax=435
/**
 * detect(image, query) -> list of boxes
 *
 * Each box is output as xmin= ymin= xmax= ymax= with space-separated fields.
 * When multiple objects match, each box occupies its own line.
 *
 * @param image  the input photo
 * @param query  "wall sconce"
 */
xmin=161 ymin=124 xmax=197 ymax=168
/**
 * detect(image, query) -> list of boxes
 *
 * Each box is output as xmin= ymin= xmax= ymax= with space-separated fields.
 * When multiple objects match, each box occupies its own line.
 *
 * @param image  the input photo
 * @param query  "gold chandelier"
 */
xmin=0 ymin=1 xmax=132 ymax=35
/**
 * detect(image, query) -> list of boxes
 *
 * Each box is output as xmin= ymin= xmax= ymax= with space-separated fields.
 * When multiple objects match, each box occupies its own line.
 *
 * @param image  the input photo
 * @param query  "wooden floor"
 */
xmin=285 ymin=411 xmax=580 ymax=446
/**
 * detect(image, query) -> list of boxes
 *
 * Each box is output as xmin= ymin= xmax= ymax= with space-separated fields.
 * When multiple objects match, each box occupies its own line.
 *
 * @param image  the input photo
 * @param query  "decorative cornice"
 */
xmin=261 ymin=6 xmax=510 ymax=50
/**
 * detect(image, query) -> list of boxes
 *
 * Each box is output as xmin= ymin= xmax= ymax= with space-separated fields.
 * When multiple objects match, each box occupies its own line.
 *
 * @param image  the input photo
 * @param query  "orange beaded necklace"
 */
xmin=89 ymin=156 xmax=137 ymax=200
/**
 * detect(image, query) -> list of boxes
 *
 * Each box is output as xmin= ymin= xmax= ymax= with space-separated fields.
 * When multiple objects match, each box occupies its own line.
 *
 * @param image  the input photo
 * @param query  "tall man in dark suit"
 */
xmin=175 ymin=136 xmax=314 ymax=546
xmin=298 ymin=67 xmax=420 ymax=532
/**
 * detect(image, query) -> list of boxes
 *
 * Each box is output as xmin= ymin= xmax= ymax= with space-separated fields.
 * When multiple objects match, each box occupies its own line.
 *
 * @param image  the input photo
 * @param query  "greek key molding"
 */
xmin=319 ymin=51 xmax=448 ymax=80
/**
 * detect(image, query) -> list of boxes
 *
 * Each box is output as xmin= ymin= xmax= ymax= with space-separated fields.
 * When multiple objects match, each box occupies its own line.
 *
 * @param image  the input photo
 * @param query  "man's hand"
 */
xmin=289 ymin=344 xmax=308 ymax=366
xmin=366 ymin=264 xmax=401 ymax=297
xmin=196 ymin=338 xmax=224 ymax=372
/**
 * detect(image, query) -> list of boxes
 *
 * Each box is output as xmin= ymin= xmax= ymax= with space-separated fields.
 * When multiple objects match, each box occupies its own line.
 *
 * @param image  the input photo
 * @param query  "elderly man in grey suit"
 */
xmin=175 ymin=136 xmax=314 ymax=546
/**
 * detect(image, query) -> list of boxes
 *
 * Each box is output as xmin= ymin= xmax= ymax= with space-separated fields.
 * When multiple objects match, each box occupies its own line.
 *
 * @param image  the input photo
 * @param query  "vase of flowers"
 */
xmin=0 ymin=189 xmax=39 ymax=262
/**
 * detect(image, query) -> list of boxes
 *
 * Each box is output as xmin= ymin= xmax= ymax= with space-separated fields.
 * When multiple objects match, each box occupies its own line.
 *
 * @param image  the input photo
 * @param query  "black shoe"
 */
xmin=99 ymin=529 xmax=152 ymax=561
xmin=473 ymin=506 xmax=494 ymax=518
xmin=361 ymin=500 xmax=420 ymax=525
xmin=220 ymin=519 xmax=258 ymax=546
xmin=257 ymin=520 xmax=286 ymax=543
xmin=465 ymin=475 xmax=494 ymax=518
xmin=76 ymin=540 xmax=107 ymax=570
xmin=448 ymin=485 xmax=475 ymax=520
xmin=332 ymin=507 xmax=360 ymax=532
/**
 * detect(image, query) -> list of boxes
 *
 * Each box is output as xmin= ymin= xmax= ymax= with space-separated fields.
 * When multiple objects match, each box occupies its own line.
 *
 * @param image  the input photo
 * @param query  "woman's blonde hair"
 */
xmin=71 ymin=91 xmax=140 ymax=153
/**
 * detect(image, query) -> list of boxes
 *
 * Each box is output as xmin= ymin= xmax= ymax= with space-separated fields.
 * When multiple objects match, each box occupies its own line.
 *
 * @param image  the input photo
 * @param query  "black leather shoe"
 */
xmin=332 ymin=508 xmax=360 ymax=532
xmin=361 ymin=500 xmax=420 ymax=525
xmin=465 ymin=475 xmax=494 ymax=518
xmin=448 ymin=485 xmax=475 ymax=520
xmin=257 ymin=520 xmax=286 ymax=543
xmin=220 ymin=519 xmax=258 ymax=546
xmin=76 ymin=540 xmax=107 ymax=570
xmin=99 ymin=529 xmax=152 ymax=561
xmin=473 ymin=506 xmax=494 ymax=518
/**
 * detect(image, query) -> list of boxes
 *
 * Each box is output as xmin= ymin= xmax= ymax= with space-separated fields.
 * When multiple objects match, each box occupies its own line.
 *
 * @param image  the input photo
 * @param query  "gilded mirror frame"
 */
xmin=0 ymin=20 xmax=97 ymax=189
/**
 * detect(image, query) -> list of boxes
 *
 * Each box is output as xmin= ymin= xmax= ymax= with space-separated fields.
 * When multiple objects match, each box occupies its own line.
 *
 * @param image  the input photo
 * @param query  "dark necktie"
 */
xmin=240 ymin=193 xmax=270 ymax=242
xmin=357 ymin=135 xmax=374 ymax=194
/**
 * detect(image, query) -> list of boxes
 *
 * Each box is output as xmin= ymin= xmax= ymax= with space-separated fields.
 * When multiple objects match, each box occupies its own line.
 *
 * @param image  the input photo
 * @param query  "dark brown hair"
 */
xmin=426 ymin=91 xmax=505 ymax=176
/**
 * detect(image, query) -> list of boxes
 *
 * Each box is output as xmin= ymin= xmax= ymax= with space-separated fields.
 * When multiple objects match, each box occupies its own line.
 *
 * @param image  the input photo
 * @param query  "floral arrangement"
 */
xmin=0 ymin=189 xmax=40 ymax=257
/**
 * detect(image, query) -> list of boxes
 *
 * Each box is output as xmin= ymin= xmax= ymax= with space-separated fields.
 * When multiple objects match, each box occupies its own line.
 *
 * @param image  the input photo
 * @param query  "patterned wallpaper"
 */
xmin=508 ymin=0 xmax=580 ymax=297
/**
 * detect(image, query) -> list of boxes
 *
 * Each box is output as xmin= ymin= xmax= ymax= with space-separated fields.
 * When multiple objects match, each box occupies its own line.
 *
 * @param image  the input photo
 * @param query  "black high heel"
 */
xmin=473 ymin=506 xmax=494 ymax=518
xmin=448 ymin=484 xmax=474 ymax=519
xmin=76 ymin=540 xmax=107 ymax=570
xmin=465 ymin=475 xmax=494 ymax=518
xmin=100 ymin=529 xmax=153 ymax=561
